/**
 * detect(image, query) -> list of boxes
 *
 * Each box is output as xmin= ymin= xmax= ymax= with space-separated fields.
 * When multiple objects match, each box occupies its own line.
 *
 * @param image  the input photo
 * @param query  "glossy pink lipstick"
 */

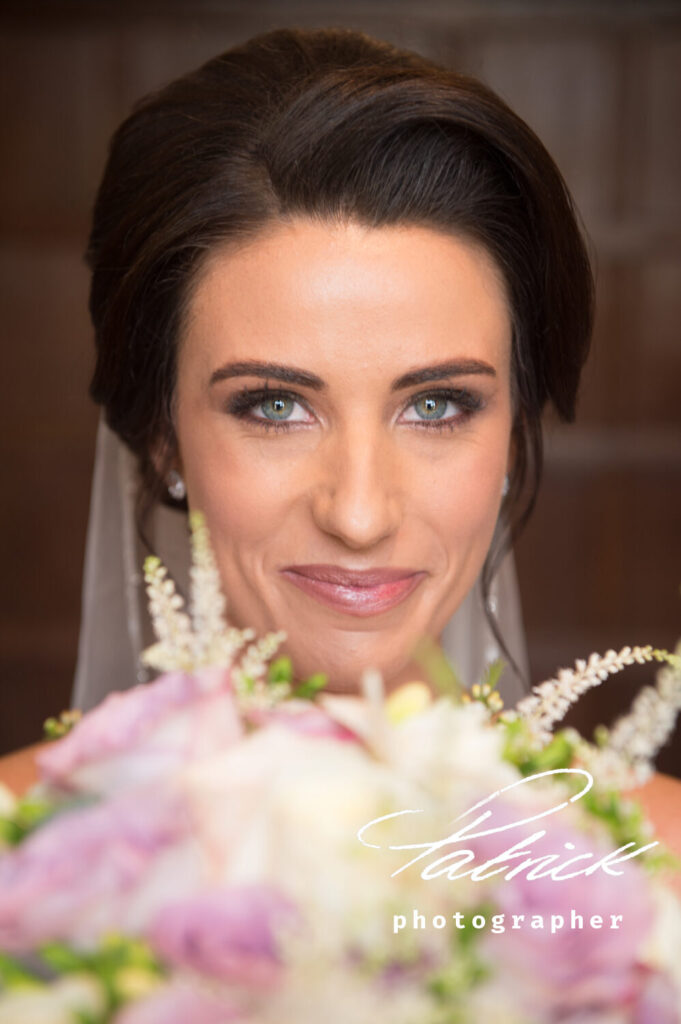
xmin=280 ymin=564 xmax=426 ymax=616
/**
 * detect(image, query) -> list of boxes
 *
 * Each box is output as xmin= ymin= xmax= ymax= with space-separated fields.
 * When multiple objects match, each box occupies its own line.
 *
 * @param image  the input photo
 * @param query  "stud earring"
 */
xmin=501 ymin=474 xmax=510 ymax=498
xmin=167 ymin=469 xmax=186 ymax=501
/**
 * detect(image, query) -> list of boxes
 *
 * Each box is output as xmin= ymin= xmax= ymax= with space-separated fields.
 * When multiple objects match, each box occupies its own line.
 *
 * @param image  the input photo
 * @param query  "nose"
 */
xmin=310 ymin=423 xmax=402 ymax=550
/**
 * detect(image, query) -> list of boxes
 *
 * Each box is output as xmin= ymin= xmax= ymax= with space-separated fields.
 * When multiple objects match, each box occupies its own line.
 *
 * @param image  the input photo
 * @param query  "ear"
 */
xmin=149 ymin=430 xmax=183 ymax=486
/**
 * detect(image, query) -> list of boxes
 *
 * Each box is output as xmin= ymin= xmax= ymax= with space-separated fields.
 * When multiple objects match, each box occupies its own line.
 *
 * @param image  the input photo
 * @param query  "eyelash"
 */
xmin=225 ymin=385 xmax=484 ymax=434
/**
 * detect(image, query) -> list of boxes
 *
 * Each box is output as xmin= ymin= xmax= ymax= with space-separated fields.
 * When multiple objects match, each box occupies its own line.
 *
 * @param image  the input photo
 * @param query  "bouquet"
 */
xmin=0 ymin=513 xmax=680 ymax=1023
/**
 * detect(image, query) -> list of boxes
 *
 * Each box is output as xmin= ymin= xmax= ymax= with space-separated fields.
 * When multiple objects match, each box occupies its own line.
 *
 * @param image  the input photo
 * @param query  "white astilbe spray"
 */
xmin=141 ymin=511 xmax=285 ymax=681
xmin=231 ymin=630 xmax=289 ymax=704
xmin=578 ymin=642 xmax=681 ymax=787
xmin=188 ymin=509 xmax=229 ymax=661
xmin=516 ymin=645 xmax=666 ymax=745
xmin=141 ymin=559 xmax=194 ymax=671
xmin=568 ymin=738 xmax=646 ymax=791
xmin=515 ymin=641 xmax=681 ymax=788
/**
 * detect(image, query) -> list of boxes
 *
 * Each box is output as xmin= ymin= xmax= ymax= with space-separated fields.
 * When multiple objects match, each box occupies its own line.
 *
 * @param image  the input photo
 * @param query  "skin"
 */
xmin=172 ymin=217 xmax=514 ymax=694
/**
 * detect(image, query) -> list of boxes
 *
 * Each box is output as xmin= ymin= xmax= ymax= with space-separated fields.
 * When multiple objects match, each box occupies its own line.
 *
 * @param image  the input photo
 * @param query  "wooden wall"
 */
xmin=1 ymin=1 xmax=680 ymax=774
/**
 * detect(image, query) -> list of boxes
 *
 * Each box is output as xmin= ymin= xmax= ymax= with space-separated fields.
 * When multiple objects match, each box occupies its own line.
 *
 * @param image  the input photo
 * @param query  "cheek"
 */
xmin=177 ymin=416 xmax=299 ymax=556
xmin=414 ymin=432 xmax=509 ymax=544
xmin=429 ymin=484 xmax=501 ymax=575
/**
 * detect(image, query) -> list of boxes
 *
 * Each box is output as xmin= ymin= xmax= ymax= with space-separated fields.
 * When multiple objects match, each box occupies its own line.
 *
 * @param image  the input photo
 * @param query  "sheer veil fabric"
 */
xmin=72 ymin=418 xmax=530 ymax=712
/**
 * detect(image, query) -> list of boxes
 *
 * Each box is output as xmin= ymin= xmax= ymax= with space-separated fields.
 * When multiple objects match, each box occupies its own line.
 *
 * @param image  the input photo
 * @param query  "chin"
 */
xmin=283 ymin=632 xmax=417 ymax=696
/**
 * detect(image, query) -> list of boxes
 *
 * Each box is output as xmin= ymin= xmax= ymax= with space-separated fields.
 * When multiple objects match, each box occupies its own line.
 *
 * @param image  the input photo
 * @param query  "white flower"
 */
xmin=252 ymin=959 xmax=436 ymax=1024
xmin=179 ymin=720 xmax=475 ymax=969
xmin=640 ymin=882 xmax=681 ymax=992
xmin=0 ymin=975 xmax=105 ymax=1024
xmin=384 ymin=698 xmax=518 ymax=803
xmin=141 ymin=512 xmax=261 ymax=674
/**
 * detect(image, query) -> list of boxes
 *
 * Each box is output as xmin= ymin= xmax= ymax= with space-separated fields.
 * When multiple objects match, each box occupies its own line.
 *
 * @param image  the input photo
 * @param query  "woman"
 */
xmin=79 ymin=23 xmax=591 ymax=705
xmin=1 ymin=27 xmax=679 ymax=838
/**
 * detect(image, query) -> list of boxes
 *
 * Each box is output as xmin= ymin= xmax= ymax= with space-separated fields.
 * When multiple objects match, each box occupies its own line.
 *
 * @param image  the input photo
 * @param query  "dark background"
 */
xmin=1 ymin=0 xmax=680 ymax=775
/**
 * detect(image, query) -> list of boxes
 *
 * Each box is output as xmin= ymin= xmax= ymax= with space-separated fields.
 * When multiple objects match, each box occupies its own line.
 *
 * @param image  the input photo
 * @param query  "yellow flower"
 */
xmin=385 ymin=682 xmax=432 ymax=724
xmin=116 ymin=966 xmax=164 ymax=1001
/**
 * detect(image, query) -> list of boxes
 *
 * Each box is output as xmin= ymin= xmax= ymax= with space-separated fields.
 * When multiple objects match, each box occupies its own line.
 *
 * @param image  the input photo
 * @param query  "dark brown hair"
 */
xmin=87 ymin=26 xmax=594 ymax=679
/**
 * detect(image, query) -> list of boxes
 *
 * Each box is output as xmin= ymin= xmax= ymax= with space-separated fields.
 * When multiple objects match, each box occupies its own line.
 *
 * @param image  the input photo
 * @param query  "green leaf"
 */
xmin=481 ymin=658 xmax=505 ymax=692
xmin=40 ymin=943 xmax=87 ymax=974
xmin=427 ymin=939 xmax=489 ymax=1006
xmin=524 ymin=732 xmax=576 ymax=773
xmin=501 ymin=721 xmax=576 ymax=776
xmin=500 ymin=724 xmax=673 ymax=868
xmin=241 ymin=675 xmax=256 ymax=693
xmin=36 ymin=937 xmax=166 ymax=1018
xmin=268 ymin=655 xmax=293 ymax=685
xmin=0 ymin=818 xmax=22 ymax=845
xmin=0 ymin=951 xmax=44 ymax=990
xmin=97 ymin=934 xmax=162 ymax=972
xmin=292 ymin=673 xmax=327 ymax=700
xmin=574 ymin=782 xmax=676 ymax=870
xmin=43 ymin=717 xmax=64 ymax=740
xmin=74 ymin=1012 xmax=107 ymax=1024
xmin=0 ymin=796 xmax=57 ymax=846
xmin=454 ymin=903 xmax=497 ymax=951
xmin=43 ymin=709 xmax=82 ymax=741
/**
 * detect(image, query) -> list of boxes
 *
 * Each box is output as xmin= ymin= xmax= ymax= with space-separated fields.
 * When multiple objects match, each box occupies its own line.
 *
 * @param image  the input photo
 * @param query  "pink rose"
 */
xmin=466 ymin=797 xmax=658 ymax=1017
xmin=0 ymin=784 xmax=192 ymax=951
xmin=147 ymin=885 xmax=299 ymax=988
xmin=633 ymin=965 xmax=681 ymax=1024
xmin=488 ymin=823 xmax=653 ymax=991
xmin=37 ymin=667 xmax=243 ymax=795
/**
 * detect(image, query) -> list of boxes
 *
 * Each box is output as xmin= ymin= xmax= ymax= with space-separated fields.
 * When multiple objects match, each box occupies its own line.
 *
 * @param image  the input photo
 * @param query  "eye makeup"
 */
xmin=224 ymin=384 xmax=486 ymax=434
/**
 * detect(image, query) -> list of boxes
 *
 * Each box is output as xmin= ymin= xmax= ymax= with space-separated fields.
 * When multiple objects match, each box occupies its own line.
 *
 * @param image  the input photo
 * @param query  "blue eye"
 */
xmin=413 ymin=395 xmax=450 ymax=420
xmin=401 ymin=388 xmax=483 ymax=430
xmin=260 ymin=395 xmax=295 ymax=420
xmin=226 ymin=387 xmax=312 ymax=430
xmin=226 ymin=385 xmax=483 ymax=434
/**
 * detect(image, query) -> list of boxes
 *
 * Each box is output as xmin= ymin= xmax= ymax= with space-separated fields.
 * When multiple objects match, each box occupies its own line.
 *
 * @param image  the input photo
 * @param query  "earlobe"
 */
xmin=166 ymin=469 xmax=187 ymax=501
xmin=150 ymin=433 xmax=185 ymax=501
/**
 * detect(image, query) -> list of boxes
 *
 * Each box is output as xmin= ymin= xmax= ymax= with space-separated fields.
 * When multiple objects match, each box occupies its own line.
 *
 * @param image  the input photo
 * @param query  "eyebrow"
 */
xmin=209 ymin=358 xmax=496 ymax=391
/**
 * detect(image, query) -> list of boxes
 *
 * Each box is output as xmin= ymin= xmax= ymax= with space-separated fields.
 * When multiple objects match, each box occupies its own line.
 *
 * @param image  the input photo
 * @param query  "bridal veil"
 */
xmin=72 ymin=418 xmax=530 ymax=711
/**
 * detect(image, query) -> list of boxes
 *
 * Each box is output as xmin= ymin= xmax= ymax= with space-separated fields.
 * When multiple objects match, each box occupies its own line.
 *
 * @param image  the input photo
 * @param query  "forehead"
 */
xmin=180 ymin=218 xmax=512 ymax=377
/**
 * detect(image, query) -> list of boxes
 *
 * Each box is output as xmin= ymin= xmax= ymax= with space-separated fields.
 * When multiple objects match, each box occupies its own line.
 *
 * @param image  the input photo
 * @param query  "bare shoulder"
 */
xmin=631 ymin=772 xmax=681 ymax=860
xmin=0 ymin=743 xmax=46 ymax=796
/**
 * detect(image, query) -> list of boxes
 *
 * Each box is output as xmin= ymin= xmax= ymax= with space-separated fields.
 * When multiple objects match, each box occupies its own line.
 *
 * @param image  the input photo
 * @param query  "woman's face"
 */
xmin=174 ymin=218 xmax=513 ymax=693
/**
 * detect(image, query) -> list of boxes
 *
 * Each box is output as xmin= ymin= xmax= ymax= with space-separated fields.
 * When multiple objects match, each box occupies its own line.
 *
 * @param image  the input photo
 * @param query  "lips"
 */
xmin=279 ymin=564 xmax=426 ymax=616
